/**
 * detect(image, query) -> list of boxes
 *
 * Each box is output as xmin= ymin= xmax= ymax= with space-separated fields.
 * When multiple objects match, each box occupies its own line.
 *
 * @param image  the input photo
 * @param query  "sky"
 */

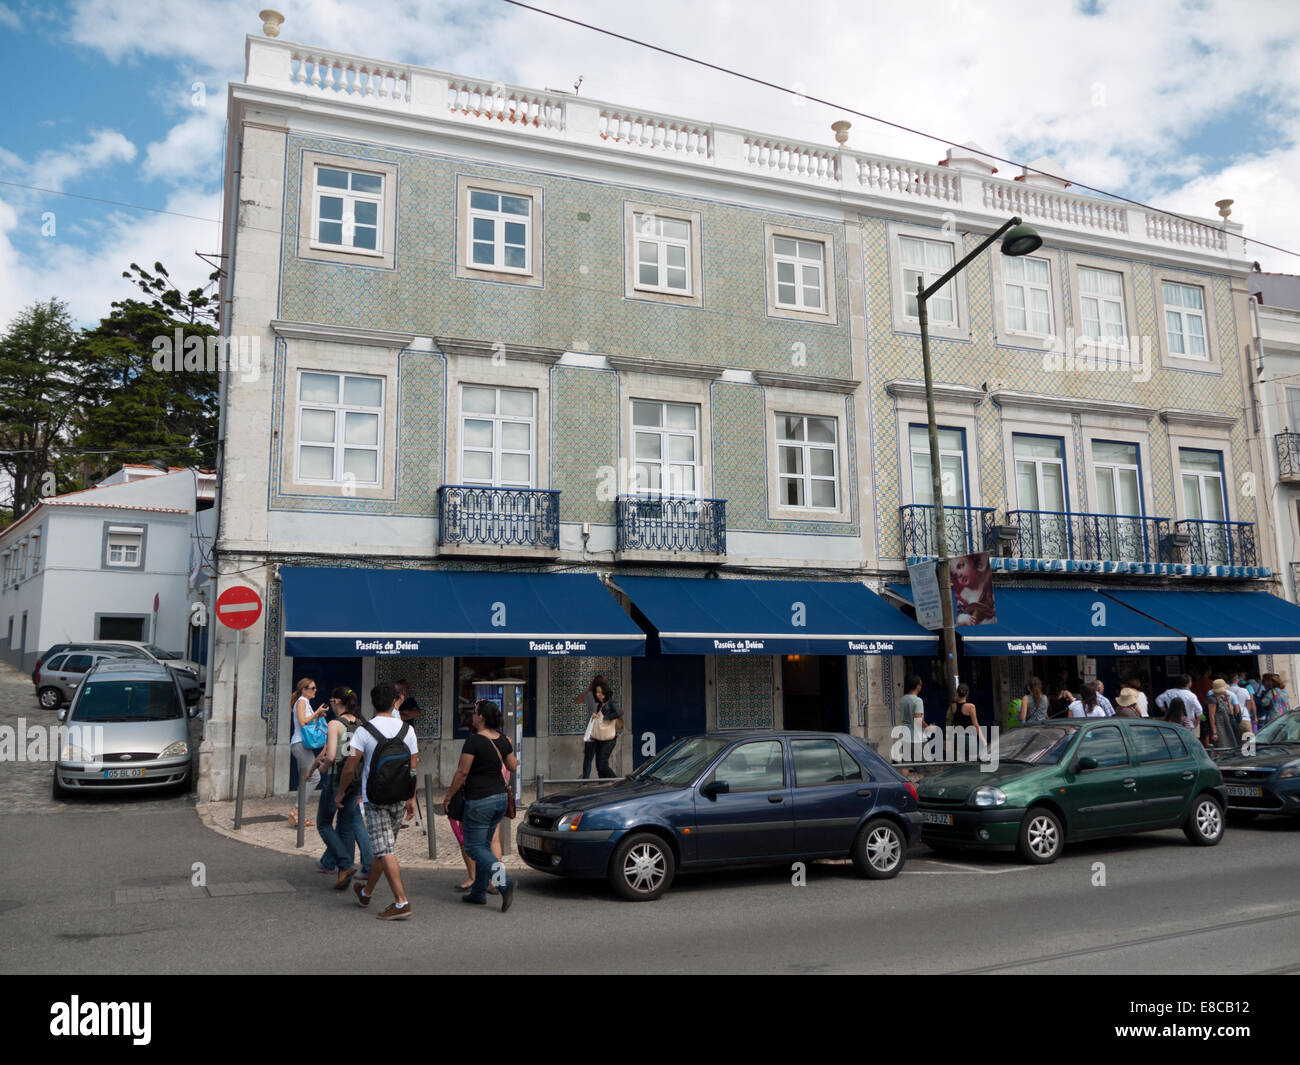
xmin=1 ymin=0 xmax=1299 ymax=329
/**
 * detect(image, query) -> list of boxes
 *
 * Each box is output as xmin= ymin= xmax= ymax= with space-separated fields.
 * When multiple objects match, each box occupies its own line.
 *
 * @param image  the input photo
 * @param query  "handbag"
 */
xmin=446 ymin=786 xmax=467 ymax=822
xmin=300 ymin=715 xmax=328 ymax=751
xmin=488 ymin=733 xmax=516 ymax=820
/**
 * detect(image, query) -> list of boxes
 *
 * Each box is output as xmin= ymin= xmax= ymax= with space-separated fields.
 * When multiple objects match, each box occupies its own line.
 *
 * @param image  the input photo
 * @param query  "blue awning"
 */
xmin=886 ymin=584 xmax=1187 ymax=657
xmin=281 ymin=567 xmax=645 ymax=658
xmin=1103 ymin=588 xmax=1300 ymax=656
xmin=613 ymin=576 xmax=937 ymax=655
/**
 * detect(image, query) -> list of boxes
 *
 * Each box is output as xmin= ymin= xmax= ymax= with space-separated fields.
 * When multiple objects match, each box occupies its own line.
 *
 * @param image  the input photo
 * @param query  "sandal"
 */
xmin=455 ymin=882 xmax=474 ymax=891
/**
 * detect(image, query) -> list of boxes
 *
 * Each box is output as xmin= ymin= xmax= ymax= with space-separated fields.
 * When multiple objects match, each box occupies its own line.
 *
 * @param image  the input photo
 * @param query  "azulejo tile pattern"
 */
xmin=279 ymin=134 xmax=852 ymax=378
xmin=374 ymin=656 xmax=442 ymax=740
xmin=715 ymin=656 xmax=775 ymax=730
xmin=862 ymin=216 xmax=1257 ymax=562
xmin=549 ymin=656 xmax=622 ymax=735
xmin=549 ymin=365 xmax=619 ymax=526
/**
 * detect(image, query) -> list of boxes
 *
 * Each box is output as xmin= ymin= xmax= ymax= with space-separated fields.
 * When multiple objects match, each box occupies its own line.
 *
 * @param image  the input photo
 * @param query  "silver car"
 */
xmin=53 ymin=660 xmax=199 ymax=798
xmin=35 ymin=649 xmax=127 ymax=709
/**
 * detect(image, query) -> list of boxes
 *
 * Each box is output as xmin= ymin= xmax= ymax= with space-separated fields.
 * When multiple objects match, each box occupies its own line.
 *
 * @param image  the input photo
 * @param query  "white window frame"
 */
xmin=1013 ymin=435 xmax=1069 ymax=513
xmin=310 ymin=164 xmax=385 ymax=257
xmin=1155 ymin=268 xmax=1221 ymax=374
xmin=467 ymin=188 xmax=533 ymax=275
xmin=458 ymin=385 xmax=537 ymax=489
xmin=1091 ymin=439 xmax=1144 ymax=516
xmin=775 ymin=413 xmax=839 ymax=511
xmin=294 ymin=370 xmax=385 ymax=487
xmin=622 ymin=202 xmax=702 ymax=307
xmin=1178 ymin=448 xmax=1228 ymax=522
xmin=888 ymin=222 xmax=967 ymax=341
xmin=909 ymin=424 xmax=968 ymax=508
xmin=630 ymin=399 xmax=702 ymax=498
xmin=633 ymin=213 xmax=692 ymax=295
xmin=1002 ymin=255 xmax=1055 ymax=336
xmin=1077 ymin=265 xmax=1128 ymax=342
xmin=106 ymin=529 xmax=143 ymax=568
xmin=1067 ymin=254 xmax=1140 ymax=372
xmin=1162 ymin=281 xmax=1208 ymax=360
xmin=772 ymin=237 xmax=825 ymax=312
xmin=30 ymin=531 xmax=40 ymax=574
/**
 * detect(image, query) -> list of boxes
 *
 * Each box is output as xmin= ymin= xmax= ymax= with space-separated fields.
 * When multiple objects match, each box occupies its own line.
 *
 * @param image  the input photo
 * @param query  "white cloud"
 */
xmin=35 ymin=129 xmax=137 ymax=192
xmin=0 ymin=4 xmax=20 ymax=31
xmin=143 ymin=110 xmax=226 ymax=184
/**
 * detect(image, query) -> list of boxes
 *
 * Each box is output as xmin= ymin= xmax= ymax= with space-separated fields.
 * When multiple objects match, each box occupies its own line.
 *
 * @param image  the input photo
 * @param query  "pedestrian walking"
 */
xmin=900 ymin=674 xmax=927 ymax=757
xmin=336 ymin=682 xmax=419 ymax=920
xmin=1124 ymin=674 xmax=1150 ymax=717
xmin=947 ymin=683 xmax=982 ymax=759
xmin=305 ymin=687 xmax=372 ymax=891
xmin=1163 ymin=696 xmax=1191 ymax=730
xmin=288 ymin=677 xmax=329 ymax=828
xmin=1093 ymin=680 xmax=1117 ymax=716
xmin=1019 ymin=677 xmax=1049 ymax=725
xmin=1227 ymin=671 xmax=1255 ymax=737
xmin=588 ymin=680 xmax=621 ymax=778
xmin=1156 ymin=675 xmax=1204 ymax=731
xmin=442 ymin=699 xmax=519 ymax=912
xmin=1068 ymin=682 xmax=1107 ymax=719
xmin=1203 ymin=679 xmax=1241 ymax=756
xmin=1257 ymin=673 xmax=1290 ymax=729
xmin=448 ymin=705 xmax=505 ymax=893
xmin=575 ymin=674 xmax=608 ymax=779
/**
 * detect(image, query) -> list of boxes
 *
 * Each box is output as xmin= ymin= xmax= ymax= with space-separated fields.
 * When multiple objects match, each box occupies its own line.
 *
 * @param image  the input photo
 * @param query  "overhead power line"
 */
xmin=499 ymin=0 xmax=1299 ymax=261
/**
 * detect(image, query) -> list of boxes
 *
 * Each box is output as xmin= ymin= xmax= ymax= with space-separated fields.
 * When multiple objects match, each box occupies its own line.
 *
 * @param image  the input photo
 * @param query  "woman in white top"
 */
xmin=1068 ymin=682 xmax=1108 ymax=718
xmin=288 ymin=677 xmax=328 ymax=828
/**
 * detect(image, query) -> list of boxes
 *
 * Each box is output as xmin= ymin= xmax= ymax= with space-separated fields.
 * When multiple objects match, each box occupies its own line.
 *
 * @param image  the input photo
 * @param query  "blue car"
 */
xmin=517 ymin=731 xmax=921 ymax=900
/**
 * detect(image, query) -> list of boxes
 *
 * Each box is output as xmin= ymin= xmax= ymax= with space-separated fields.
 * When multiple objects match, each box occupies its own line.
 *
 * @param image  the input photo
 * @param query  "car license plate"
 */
xmin=1225 ymin=785 xmax=1262 ymax=798
xmin=921 ymin=811 xmax=954 ymax=825
xmin=104 ymin=768 xmax=145 ymax=779
xmin=517 ymin=830 xmax=542 ymax=851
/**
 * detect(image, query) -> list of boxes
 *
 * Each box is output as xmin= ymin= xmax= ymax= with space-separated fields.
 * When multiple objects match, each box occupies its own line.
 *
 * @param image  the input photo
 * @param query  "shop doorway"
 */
xmin=629 ymin=652 xmax=706 ymax=766
xmin=781 ymin=655 xmax=847 ymax=732
xmin=288 ymin=656 xmax=363 ymax=790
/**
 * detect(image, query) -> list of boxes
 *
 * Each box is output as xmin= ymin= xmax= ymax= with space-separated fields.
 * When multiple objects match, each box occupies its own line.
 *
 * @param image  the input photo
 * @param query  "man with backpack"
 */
xmin=336 ymin=682 xmax=419 ymax=920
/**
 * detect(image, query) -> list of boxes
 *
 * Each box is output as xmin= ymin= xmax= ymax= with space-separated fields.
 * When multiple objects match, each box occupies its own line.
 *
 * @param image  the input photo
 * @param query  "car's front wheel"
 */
xmin=1184 ymin=794 xmax=1225 ymax=846
xmin=609 ymin=832 xmax=675 ymax=901
xmin=38 ymin=687 xmax=61 ymax=710
xmin=852 ymin=818 xmax=906 ymax=879
xmin=1017 ymin=806 xmax=1063 ymax=864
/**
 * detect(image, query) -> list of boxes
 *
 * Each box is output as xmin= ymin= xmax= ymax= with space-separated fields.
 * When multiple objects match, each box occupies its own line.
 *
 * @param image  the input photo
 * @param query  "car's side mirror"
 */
xmin=701 ymin=779 xmax=729 ymax=799
xmin=56 ymin=708 xmax=67 ymax=723
xmin=1075 ymin=755 xmax=1099 ymax=772
xmin=188 ymin=704 xmax=203 ymax=719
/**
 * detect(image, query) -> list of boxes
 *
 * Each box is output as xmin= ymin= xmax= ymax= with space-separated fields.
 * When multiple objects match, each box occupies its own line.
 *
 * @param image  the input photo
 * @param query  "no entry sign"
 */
xmin=216 ymin=585 xmax=263 ymax=630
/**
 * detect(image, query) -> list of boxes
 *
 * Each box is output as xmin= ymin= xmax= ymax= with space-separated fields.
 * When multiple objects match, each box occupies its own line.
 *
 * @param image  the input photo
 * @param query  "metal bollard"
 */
xmin=424 ymin=775 xmax=436 ymax=860
xmin=296 ymin=779 xmax=306 ymax=849
xmin=233 ymin=754 xmax=248 ymax=830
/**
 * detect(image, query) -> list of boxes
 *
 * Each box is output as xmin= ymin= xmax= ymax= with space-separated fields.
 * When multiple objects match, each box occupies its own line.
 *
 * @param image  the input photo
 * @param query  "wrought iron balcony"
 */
xmin=437 ymin=485 xmax=560 ymax=549
xmin=1160 ymin=518 xmax=1258 ymax=567
xmin=998 ymin=510 xmax=1167 ymax=564
xmin=617 ymin=495 xmax=726 ymax=556
xmin=899 ymin=504 xmax=997 ymax=559
xmin=1276 ymin=432 xmax=1300 ymax=483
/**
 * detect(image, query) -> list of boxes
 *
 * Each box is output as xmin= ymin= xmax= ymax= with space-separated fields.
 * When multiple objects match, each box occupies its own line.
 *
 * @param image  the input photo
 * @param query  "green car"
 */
xmin=917 ymin=719 xmax=1227 ymax=864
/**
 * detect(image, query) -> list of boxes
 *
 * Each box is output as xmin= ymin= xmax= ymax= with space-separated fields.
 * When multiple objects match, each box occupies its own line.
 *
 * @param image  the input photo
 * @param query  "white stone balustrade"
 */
xmin=242 ymin=34 xmax=1244 ymax=260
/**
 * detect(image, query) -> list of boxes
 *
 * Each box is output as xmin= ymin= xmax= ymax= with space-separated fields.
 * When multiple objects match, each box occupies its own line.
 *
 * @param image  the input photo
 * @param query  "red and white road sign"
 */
xmin=215 ymin=585 xmax=263 ymax=630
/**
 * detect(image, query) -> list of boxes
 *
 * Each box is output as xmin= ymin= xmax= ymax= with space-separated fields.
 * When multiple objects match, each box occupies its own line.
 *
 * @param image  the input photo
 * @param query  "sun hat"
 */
xmin=1116 ymin=687 xmax=1140 ymax=708
xmin=1211 ymin=679 xmax=1230 ymax=694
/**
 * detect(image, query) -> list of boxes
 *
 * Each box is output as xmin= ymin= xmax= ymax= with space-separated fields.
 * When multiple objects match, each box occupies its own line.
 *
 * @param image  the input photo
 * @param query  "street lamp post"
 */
xmin=917 ymin=215 xmax=1041 ymax=708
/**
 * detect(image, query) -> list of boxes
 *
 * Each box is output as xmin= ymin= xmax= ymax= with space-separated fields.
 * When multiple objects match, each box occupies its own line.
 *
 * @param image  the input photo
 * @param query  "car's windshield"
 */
xmin=71 ymin=680 xmax=182 ymax=722
xmin=1255 ymin=711 xmax=1300 ymax=745
xmin=636 ymin=737 xmax=728 ymax=786
xmin=143 ymin=645 xmax=178 ymax=660
xmin=995 ymin=725 xmax=1080 ymax=764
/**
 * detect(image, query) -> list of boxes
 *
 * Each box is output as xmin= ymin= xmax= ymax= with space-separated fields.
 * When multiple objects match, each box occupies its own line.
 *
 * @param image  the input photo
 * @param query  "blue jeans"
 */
xmin=317 ymin=771 xmax=372 ymax=876
xmin=463 ymin=792 xmax=511 ymax=902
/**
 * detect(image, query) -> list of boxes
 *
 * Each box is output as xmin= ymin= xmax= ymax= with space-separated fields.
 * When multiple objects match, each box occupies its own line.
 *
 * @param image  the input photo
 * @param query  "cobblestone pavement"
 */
xmin=0 ymin=660 xmax=200 ymax=817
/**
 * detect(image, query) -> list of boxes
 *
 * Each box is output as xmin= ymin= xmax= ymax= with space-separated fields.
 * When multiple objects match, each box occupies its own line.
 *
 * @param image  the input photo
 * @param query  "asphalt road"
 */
xmin=3 ymin=663 xmax=1297 ymax=974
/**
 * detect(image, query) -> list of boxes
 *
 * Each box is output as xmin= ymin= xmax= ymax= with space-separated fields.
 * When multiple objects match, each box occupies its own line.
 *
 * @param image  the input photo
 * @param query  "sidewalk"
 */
xmin=198 ymin=794 xmax=528 ymax=871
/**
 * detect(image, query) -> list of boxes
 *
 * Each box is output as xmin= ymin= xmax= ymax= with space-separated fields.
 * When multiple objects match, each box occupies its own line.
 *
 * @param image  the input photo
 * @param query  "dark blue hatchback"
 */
xmin=517 ymin=731 xmax=921 ymax=900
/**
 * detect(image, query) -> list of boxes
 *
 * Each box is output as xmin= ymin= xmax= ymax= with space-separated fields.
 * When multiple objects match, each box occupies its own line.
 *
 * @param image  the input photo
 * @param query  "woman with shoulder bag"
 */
xmin=589 ymin=681 xmax=621 ymax=778
xmin=306 ymin=687 xmax=372 ymax=890
xmin=443 ymin=700 xmax=520 ymax=912
xmin=446 ymin=705 xmax=507 ymax=893
xmin=946 ymin=683 xmax=982 ymax=760
xmin=288 ymin=677 xmax=329 ymax=828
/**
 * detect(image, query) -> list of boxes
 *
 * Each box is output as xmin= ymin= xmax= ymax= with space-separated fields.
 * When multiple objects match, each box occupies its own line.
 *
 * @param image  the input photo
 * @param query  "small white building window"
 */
xmin=631 ymin=400 xmax=700 ymax=496
xmin=634 ymin=214 xmax=691 ymax=294
xmin=30 ymin=532 xmax=40 ymax=574
xmin=776 ymin=414 xmax=838 ymax=509
xmin=468 ymin=189 xmax=532 ymax=273
xmin=773 ymin=237 xmax=825 ymax=311
xmin=900 ymin=235 xmax=957 ymax=323
xmin=313 ymin=166 xmax=384 ymax=253
xmin=1078 ymin=266 xmax=1127 ymax=341
xmin=296 ymin=371 xmax=384 ymax=485
xmin=460 ymin=385 xmax=536 ymax=487
xmin=1163 ymin=282 xmax=1207 ymax=358
xmin=107 ymin=529 xmax=143 ymax=567
xmin=1002 ymin=255 xmax=1053 ymax=335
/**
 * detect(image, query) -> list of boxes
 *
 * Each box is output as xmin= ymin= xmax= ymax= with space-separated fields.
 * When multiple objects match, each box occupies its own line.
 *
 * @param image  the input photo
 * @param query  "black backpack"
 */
xmin=361 ymin=720 xmax=416 ymax=805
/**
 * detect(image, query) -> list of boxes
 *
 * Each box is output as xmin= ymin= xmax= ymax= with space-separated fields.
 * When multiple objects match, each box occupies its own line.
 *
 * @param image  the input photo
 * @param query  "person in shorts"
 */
xmin=336 ymin=681 xmax=419 ymax=920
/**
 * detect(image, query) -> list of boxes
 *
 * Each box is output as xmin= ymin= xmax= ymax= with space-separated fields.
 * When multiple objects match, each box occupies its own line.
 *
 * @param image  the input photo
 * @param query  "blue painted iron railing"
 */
xmin=1159 ymin=518 xmax=1258 ymax=567
xmin=1001 ymin=510 xmax=1166 ymax=564
xmin=437 ymin=485 xmax=560 ymax=549
xmin=617 ymin=495 xmax=726 ymax=555
xmin=899 ymin=504 xmax=996 ymax=558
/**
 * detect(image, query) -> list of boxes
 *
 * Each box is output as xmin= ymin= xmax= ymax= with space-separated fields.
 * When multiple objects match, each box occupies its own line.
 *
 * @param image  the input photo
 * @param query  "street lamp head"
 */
xmin=1000 ymin=223 xmax=1042 ymax=257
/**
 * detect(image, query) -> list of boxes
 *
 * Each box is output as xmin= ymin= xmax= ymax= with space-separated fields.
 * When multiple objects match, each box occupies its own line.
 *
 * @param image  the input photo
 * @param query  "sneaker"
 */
xmin=461 ymin=894 xmax=487 ymax=905
xmin=353 ymin=882 xmax=371 ymax=908
xmin=500 ymin=881 xmax=515 ymax=914
xmin=377 ymin=902 xmax=412 ymax=920
xmin=333 ymin=866 xmax=357 ymax=890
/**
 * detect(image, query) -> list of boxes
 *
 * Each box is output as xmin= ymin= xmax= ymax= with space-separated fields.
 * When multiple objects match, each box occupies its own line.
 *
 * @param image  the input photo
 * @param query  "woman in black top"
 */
xmin=443 ymin=700 xmax=520 ymax=911
xmin=589 ymin=681 xmax=622 ymax=778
